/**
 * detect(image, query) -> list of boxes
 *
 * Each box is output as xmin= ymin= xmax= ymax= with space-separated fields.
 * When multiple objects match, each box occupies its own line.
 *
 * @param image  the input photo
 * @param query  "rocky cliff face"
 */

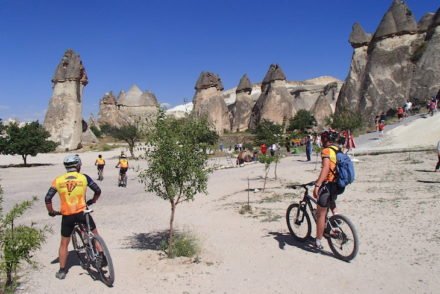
xmin=192 ymin=72 xmax=230 ymax=134
xmin=43 ymin=49 xmax=88 ymax=150
xmin=97 ymin=85 xmax=159 ymax=127
xmin=249 ymin=64 xmax=294 ymax=129
xmin=337 ymin=1 xmax=440 ymax=124
xmin=231 ymin=74 xmax=253 ymax=132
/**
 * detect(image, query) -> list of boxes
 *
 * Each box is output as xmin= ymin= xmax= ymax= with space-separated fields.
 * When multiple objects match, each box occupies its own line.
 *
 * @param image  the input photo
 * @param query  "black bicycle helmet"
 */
xmin=320 ymin=130 xmax=338 ymax=142
xmin=63 ymin=154 xmax=82 ymax=171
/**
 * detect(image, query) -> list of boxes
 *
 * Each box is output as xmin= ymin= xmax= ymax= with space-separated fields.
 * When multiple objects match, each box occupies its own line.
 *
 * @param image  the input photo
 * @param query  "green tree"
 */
xmin=0 ymin=121 xmax=58 ymax=166
xmin=252 ymin=119 xmax=283 ymax=146
xmin=326 ymin=108 xmax=363 ymax=132
xmin=106 ymin=121 xmax=144 ymax=158
xmin=139 ymin=111 xmax=215 ymax=257
xmin=0 ymin=186 xmax=49 ymax=289
xmin=287 ymin=109 xmax=317 ymax=133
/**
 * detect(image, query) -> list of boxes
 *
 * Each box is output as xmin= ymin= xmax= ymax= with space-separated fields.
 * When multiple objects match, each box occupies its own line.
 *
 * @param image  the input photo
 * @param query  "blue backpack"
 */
xmin=329 ymin=146 xmax=355 ymax=189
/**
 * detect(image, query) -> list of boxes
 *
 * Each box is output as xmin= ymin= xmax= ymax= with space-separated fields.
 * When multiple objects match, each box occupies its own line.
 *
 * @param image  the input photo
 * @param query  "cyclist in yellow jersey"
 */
xmin=313 ymin=130 xmax=341 ymax=250
xmin=115 ymin=153 xmax=129 ymax=185
xmin=45 ymin=154 xmax=104 ymax=280
xmin=95 ymin=154 xmax=105 ymax=180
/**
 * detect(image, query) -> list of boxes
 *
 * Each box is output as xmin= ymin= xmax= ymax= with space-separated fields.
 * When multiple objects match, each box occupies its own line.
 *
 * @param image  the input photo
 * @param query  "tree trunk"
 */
xmin=22 ymin=154 xmax=27 ymax=166
xmin=128 ymin=142 xmax=134 ymax=158
xmin=274 ymin=158 xmax=278 ymax=180
xmin=6 ymin=262 xmax=12 ymax=286
xmin=168 ymin=200 xmax=176 ymax=257
xmin=263 ymin=164 xmax=270 ymax=192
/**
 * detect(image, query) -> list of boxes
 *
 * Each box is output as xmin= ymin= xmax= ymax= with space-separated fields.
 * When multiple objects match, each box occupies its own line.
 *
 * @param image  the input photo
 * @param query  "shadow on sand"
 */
xmin=0 ymin=163 xmax=53 ymax=168
xmin=123 ymin=231 xmax=169 ymax=251
xmin=51 ymin=251 xmax=103 ymax=282
xmin=415 ymin=169 xmax=436 ymax=173
xmin=267 ymin=231 xmax=334 ymax=258
xmin=417 ymin=179 xmax=440 ymax=184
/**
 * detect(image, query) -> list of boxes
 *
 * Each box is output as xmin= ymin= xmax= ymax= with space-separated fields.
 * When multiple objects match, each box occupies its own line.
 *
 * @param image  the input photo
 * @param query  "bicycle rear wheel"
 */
xmin=71 ymin=227 xmax=90 ymax=269
xmin=286 ymin=203 xmax=311 ymax=241
xmin=92 ymin=235 xmax=115 ymax=287
xmin=326 ymin=214 xmax=359 ymax=262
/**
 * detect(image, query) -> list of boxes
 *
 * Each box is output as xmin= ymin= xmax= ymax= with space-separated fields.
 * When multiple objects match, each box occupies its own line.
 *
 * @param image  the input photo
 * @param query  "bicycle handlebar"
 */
xmin=286 ymin=181 xmax=315 ymax=190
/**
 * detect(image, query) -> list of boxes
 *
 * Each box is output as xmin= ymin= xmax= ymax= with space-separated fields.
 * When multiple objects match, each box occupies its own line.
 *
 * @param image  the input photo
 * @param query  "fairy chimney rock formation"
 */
xmin=43 ymin=49 xmax=88 ymax=150
xmin=373 ymin=0 xmax=418 ymax=41
xmin=192 ymin=72 xmax=230 ymax=134
xmin=249 ymin=64 xmax=293 ymax=129
xmin=232 ymin=74 xmax=253 ymax=132
xmin=349 ymin=23 xmax=372 ymax=47
xmin=98 ymin=85 xmax=159 ymax=127
xmin=336 ymin=0 xmax=428 ymax=124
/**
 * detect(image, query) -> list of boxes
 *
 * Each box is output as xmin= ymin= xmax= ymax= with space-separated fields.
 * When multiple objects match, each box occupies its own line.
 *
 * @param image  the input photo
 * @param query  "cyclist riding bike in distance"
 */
xmin=45 ymin=154 xmax=105 ymax=280
xmin=313 ymin=130 xmax=342 ymax=250
xmin=95 ymin=154 xmax=105 ymax=179
xmin=115 ymin=152 xmax=129 ymax=184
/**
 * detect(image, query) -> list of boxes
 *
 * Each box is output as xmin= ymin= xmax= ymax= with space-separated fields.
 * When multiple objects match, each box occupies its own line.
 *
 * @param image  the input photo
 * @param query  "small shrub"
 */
xmin=90 ymin=125 xmax=102 ymax=138
xmin=239 ymin=204 xmax=252 ymax=214
xmin=160 ymin=232 xmax=200 ymax=258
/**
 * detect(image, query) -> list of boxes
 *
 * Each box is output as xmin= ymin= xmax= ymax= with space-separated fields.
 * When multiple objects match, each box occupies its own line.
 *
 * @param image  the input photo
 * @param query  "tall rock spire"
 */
xmin=349 ymin=23 xmax=372 ymax=47
xmin=373 ymin=0 xmax=417 ymax=40
xmin=232 ymin=74 xmax=253 ymax=132
xmin=44 ymin=49 xmax=87 ymax=150
xmin=236 ymin=74 xmax=252 ymax=94
xmin=192 ymin=71 xmax=229 ymax=134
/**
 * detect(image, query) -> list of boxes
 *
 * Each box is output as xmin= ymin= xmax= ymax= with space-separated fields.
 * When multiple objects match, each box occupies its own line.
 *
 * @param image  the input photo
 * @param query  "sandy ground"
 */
xmin=1 ymin=115 xmax=440 ymax=294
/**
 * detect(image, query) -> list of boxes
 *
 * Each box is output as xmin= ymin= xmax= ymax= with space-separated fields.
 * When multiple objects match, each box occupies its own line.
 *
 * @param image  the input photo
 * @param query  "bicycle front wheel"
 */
xmin=326 ymin=214 xmax=359 ymax=262
xmin=92 ymin=235 xmax=115 ymax=287
xmin=286 ymin=203 xmax=311 ymax=242
xmin=71 ymin=227 xmax=90 ymax=269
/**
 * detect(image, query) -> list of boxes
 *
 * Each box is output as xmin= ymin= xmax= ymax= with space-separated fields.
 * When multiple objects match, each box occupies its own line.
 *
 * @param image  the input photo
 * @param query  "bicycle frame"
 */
xmin=76 ymin=208 xmax=99 ymax=263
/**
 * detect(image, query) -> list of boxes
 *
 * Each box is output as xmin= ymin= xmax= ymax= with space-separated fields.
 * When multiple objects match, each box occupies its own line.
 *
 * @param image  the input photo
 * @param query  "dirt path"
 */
xmin=1 ymin=147 xmax=439 ymax=293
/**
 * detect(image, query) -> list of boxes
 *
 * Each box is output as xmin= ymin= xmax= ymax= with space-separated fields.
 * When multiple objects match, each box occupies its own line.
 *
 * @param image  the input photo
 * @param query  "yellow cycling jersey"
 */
xmin=118 ymin=159 xmax=128 ymax=168
xmin=51 ymin=172 xmax=88 ymax=215
xmin=96 ymin=158 xmax=105 ymax=165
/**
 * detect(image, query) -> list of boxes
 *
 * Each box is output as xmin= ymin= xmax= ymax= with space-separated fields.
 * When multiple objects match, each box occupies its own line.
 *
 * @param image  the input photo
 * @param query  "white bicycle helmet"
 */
xmin=63 ymin=154 xmax=82 ymax=171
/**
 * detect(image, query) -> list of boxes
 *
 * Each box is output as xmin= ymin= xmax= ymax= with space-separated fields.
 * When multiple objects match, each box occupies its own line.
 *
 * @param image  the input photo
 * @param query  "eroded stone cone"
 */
xmin=43 ymin=49 xmax=88 ymax=151
xmin=192 ymin=72 xmax=230 ymax=134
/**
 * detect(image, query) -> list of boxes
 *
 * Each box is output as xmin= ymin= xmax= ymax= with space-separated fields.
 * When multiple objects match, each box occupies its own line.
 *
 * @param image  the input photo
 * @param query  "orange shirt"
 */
xmin=51 ymin=172 xmax=88 ymax=215
xmin=321 ymin=145 xmax=338 ymax=182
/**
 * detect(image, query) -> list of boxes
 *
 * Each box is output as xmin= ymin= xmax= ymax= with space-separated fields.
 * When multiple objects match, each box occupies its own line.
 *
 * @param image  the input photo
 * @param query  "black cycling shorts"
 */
xmin=61 ymin=212 xmax=96 ymax=237
xmin=97 ymin=165 xmax=104 ymax=170
xmin=119 ymin=167 xmax=128 ymax=175
xmin=317 ymin=182 xmax=339 ymax=208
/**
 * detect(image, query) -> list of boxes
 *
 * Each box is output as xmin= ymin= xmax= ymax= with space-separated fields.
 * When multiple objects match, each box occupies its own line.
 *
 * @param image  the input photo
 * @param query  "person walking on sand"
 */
xmin=306 ymin=135 xmax=313 ymax=161
xmin=435 ymin=139 xmax=440 ymax=172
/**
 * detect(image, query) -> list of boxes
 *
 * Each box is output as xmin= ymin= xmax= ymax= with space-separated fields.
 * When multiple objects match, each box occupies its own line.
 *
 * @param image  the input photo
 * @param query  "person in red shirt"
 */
xmin=260 ymin=143 xmax=267 ymax=155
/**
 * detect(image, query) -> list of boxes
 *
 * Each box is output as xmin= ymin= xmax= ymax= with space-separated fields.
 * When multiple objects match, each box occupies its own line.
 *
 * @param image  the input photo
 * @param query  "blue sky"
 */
xmin=0 ymin=0 xmax=438 ymax=122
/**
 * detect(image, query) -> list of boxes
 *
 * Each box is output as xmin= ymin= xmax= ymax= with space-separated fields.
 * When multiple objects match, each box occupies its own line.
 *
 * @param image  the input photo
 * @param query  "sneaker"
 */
xmin=315 ymin=239 xmax=324 ymax=250
xmin=55 ymin=269 xmax=67 ymax=280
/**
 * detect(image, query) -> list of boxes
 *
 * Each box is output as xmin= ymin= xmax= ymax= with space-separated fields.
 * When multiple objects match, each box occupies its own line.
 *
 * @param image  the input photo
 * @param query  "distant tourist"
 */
xmin=404 ymin=100 xmax=412 ymax=116
xmin=260 ymin=143 xmax=267 ymax=155
xmin=306 ymin=135 xmax=313 ymax=161
xmin=397 ymin=107 xmax=404 ymax=121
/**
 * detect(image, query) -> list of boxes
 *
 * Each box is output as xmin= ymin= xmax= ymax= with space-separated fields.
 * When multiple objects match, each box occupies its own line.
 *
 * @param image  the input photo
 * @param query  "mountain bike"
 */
xmin=286 ymin=181 xmax=359 ymax=261
xmin=116 ymin=168 xmax=127 ymax=187
xmin=55 ymin=207 xmax=115 ymax=286
xmin=97 ymin=168 xmax=104 ymax=181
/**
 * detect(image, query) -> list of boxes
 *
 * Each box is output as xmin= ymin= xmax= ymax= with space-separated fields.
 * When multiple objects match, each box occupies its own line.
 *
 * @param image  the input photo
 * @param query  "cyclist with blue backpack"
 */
xmin=312 ymin=130 xmax=355 ymax=250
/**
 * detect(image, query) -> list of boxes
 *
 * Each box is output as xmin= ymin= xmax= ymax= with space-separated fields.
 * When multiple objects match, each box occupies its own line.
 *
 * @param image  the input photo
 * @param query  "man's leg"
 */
xmin=56 ymin=236 xmax=70 ymax=279
xmin=315 ymin=205 xmax=327 ymax=249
